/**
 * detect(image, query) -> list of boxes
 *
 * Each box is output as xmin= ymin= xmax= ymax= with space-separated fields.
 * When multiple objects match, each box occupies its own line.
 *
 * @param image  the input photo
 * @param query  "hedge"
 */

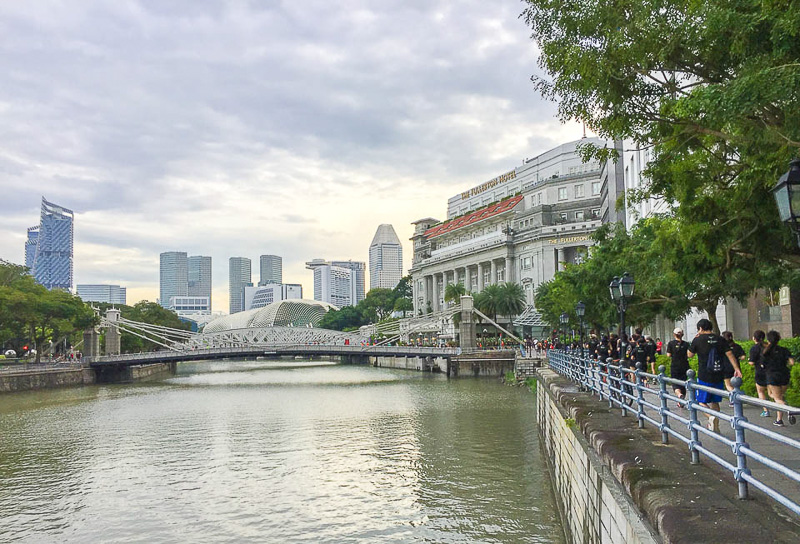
xmin=653 ymin=338 xmax=800 ymax=407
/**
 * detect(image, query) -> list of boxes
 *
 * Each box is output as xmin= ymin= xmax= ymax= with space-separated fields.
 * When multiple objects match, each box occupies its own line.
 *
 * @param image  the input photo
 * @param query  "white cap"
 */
xmin=673 ymin=328 xmax=684 ymax=335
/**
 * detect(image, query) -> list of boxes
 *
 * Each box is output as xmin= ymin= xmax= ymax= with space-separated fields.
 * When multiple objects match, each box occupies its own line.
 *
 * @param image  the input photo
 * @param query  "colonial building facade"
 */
xmin=410 ymin=138 xmax=614 ymax=317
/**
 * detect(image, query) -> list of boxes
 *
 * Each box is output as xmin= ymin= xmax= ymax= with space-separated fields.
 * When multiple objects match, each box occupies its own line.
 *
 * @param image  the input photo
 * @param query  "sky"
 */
xmin=0 ymin=0 xmax=583 ymax=312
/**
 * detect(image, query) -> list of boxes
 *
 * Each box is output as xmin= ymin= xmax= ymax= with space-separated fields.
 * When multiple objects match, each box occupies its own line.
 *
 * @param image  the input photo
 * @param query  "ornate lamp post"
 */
xmin=609 ymin=272 xmax=635 ymax=337
xmin=772 ymin=159 xmax=800 ymax=247
xmin=559 ymin=312 xmax=569 ymax=346
xmin=576 ymin=301 xmax=586 ymax=358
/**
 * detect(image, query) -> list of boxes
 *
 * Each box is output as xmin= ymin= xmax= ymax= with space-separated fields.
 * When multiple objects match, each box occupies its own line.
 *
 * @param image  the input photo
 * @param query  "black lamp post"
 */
xmin=609 ymin=272 xmax=635 ymax=338
xmin=559 ymin=312 xmax=569 ymax=346
xmin=772 ymin=159 xmax=800 ymax=247
xmin=576 ymin=301 xmax=586 ymax=358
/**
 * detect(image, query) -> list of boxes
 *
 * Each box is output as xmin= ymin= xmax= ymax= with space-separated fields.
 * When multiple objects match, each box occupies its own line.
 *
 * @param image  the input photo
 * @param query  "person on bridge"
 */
xmin=759 ymin=330 xmax=795 ymax=427
xmin=687 ymin=319 xmax=742 ymax=433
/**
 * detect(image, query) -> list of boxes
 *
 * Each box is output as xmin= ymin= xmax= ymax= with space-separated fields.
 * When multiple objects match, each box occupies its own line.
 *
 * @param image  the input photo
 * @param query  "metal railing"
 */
xmin=547 ymin=349 xmax=800 ymax=516
xmin=0 ymin=361 xmax=86 ymax=374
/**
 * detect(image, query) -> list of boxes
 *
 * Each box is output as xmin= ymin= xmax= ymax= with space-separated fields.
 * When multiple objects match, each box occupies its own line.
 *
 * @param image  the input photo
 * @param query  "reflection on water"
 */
xmin=0 ymin=361 xmax=563 ymax=543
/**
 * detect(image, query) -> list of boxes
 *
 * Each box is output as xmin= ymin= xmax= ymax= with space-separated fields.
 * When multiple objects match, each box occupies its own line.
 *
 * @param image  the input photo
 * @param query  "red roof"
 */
xmin=424 ymin=195 xmax=523 ymax=239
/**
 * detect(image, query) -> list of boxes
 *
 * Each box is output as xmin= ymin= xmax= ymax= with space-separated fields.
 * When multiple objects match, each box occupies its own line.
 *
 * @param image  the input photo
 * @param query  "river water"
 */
xmin=0 ymin=361 xmax=563 ymax=543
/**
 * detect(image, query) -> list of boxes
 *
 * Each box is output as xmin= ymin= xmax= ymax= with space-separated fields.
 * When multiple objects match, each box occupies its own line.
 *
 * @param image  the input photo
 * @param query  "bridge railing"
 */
xmin=89 ymin=344 xmax=460 ymax=364
xmin=547 ymin=349 xmax=800 ymax=517
xmin=0 ymin=361 xmax=85 ymax=374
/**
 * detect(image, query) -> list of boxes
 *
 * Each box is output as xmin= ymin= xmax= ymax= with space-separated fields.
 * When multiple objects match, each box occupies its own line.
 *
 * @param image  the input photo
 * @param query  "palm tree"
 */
xmin=496 ymin=282 xmax=526 ymax=321
xmin=444 ymin=282 xmax=466 ymax=305
xmin=474 ymin=284 xmax=501 ymax=322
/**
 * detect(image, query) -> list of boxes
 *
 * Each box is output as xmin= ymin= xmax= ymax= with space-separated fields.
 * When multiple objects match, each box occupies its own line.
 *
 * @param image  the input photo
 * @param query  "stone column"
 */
xmin=477 ymin=263 xmax=484 ymax=291
xmin=490 ymin=260 xmax=497 ymax=285
xmin=432 ymin=274 xmax=440 ymax=312
xmin=464 ymin=266 xmax=472 ymax=292
xmin=452 ymin=269 xmax=459 ymax=287
xmin=105 ymin=325 xmax=121 ymax=355
xmin=83 ymin=328 xmax=100 ymax=359
xmin=459 ymin=295 xmax=476 ymax=351
xmin=505 ymin=257 xmax=513 ymax=283
xmin=557 ymin=248 xmax=565 ymax=272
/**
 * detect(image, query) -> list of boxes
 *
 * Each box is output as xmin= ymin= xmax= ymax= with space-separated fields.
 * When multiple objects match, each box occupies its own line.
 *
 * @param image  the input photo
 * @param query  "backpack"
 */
xmin=707 ymin=342 xmax=724 ymax=373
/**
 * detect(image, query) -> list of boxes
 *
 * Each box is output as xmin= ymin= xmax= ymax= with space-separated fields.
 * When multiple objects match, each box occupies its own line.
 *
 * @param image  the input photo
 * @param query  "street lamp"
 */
xmin=559 ymin=312 xmax=569 ymax=346
xmin=576 ymin=301 xmax=586 ymax=358
xmin=772 ymin=158 xmax=800 ymax=246
xmin=609 ymin=272 xmax=635 ymax=338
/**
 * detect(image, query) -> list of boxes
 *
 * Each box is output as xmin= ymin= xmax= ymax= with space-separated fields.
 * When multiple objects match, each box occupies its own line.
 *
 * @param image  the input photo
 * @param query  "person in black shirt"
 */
xmin=644 ymin=335 xmax=657 ymax=375
xmin=747 ymin=330 xmax=770 ymax=417
xmin=687 ymin=319 xmax=742 ymax=432
xmin=721 ymin=331 xmax=746 ymax=399
xmin=760 ymin=330 xmax=796 ymax=426
xmin=666 ymin=328 xmax=690 ymax=404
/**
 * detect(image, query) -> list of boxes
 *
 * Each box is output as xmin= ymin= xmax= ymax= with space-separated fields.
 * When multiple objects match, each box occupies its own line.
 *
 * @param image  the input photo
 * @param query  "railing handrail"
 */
xmin=545 ymin=349 xmax=800 ymax=517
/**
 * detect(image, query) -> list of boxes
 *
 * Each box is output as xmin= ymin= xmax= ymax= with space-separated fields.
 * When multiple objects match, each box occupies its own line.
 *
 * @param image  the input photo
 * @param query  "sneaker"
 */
xmin=773 ymin=420 xmax=785 ymax=427
xmin=760 ymin=409 xmax=770 ymax=417
xmin=708 ymin=416 xmax=720 ymax=433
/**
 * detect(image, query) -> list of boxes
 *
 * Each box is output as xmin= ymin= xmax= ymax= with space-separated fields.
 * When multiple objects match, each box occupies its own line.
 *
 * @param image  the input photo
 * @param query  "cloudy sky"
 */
xmin=0 ymin=0 xmax=582 ymax=312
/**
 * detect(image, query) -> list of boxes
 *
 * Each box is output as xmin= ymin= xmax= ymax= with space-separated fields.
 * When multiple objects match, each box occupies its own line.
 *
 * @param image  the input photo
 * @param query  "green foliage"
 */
xmin=504 ymin=370 xmax=516 ymax=384
xmin=318 ymin=279 xmax=415 ymax=331
xmin=0 ymin=261 xmax=97 ymax=361
xmin=526 ymin=377 xmax=538 ymax=392
xmin=93 ymin=301 xmax=190 ymax=353
xmin=444 ymin=282 xmax=466 ymax=304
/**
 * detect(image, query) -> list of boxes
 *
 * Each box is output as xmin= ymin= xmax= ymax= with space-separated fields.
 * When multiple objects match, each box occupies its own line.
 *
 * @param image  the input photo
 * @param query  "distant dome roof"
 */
xmin=203 ymin=299 xmax=337 ymax=332
xmin=370 ymin=224 xmax=401 ymax=247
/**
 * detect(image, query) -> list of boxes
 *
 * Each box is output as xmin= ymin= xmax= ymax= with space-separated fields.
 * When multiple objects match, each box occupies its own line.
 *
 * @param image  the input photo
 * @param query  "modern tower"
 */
xmin=77 ymin=285 xmax=127 ymax=305
xmin=160 ymin=252 xmax=188 ymax=308
xmin=369 ymin=224 xmax=403 ymax=290
xmin=259 ymin=255 xmax=282 ymax=286
xmin=25 ymin=197 xmax=74 ymax=290
xmin=332 ymin=260 xmax=366 ymax=304
xmin=229 ymin=257 xmax=252 ymax=314
xmin=188 ymin=255 xmax=212 ymax=307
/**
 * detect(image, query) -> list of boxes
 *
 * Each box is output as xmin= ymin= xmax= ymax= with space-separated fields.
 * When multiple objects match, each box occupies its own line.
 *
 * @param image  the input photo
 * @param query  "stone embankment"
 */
xmin=0 ymin=362 xmax=176 ymax=393
xmin=536 ymin=366 xmax=800 ymax=544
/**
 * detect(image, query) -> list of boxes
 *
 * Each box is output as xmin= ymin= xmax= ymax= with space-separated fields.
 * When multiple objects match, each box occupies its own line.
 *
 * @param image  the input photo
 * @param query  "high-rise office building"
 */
xmin=159 ymin=251 xmax=188 ymax=308
xmin=306 ymin=259 xmax=365 ymax=308
xmin=25 ymin=197 xmax=74 ymax=290
xmin=188 ymin=255 xmax=212 ymax=307
xmin=243 ymin=283 xmax=302 ymax=310
xmin=369 ymin=224 xmax=403 ymax=290
xmin=259 ymin=255 xmax=282 ymax=285
xmin=229 ymin=257 xmax=252 ymax=314
xmin=332 ymin=260 xmax=366 ymax=304
xmin=77 ymin=284 xmax=127 ymax=305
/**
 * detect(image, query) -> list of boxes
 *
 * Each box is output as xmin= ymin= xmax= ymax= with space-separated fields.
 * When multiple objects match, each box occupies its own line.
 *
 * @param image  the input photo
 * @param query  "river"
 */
xmin=0 ymin=361 xmax=563 ymax=543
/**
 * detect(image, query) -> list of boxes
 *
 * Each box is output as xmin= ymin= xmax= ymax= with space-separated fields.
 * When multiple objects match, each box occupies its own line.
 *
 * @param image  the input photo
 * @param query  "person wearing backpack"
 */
xmin=760 ymin=330 xmax=795 ymax=427
xmin=687 ymin=318 xmax=742 ymax=432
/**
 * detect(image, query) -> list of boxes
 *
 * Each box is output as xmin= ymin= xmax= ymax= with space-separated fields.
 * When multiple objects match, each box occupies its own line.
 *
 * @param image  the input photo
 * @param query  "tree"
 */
xmin=360 ymin=288 xmax=397 ymax=323
xmin=444 ymin=282 xmax=466 ymax=305
xmin=523 ymin=0 xmax=800 ymax=306
xmin=318 ymin=305 xmax=365 ymax=331
xmin=496 ymin=282 xmax=526 ymax=320
xmin=474 ymin=284 xmax=501 ymax=323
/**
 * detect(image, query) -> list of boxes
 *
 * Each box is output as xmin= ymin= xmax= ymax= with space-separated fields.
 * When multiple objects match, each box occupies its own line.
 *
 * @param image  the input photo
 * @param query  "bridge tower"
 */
xmin=105 ymin=309 xmax=121 ymax=356
xmin=459 ymin=295 xmax=476 ymax=350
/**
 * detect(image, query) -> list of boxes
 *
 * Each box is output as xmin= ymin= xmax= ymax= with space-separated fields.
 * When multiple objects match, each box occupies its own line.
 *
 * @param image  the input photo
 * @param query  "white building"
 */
xmin=410 ymin=138 xmax=613 ymax=317
xmin=229 ymin=257 xmax=252 ymax=314
xmin=332 ymin=260 xmax=366 ymax=304
xmin=369 ymin=224 xmax=403 ymax=290
xmin=243 ymin=283 xmax=303 ymax=310
xmin=77 ymin=284 xmax=127 ymax=305
xmin=306 ymin=259 xmax=364 ymax=308
xmin=259 ymin=254 xmax=282 ymax=285
xmin=169 ymin=296 xmax=211 ymax=315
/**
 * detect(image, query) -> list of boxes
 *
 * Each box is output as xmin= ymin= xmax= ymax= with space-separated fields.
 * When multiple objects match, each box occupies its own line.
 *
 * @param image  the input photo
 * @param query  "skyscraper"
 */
xmin=229 ymin=257 xmax=252 ymax=314
xmin=369 ymin=224 xmax=403 ymax=290
xmin=160 ymin=252 xmax=188 ymax=308
xmin=259 ymin=255 xmax=282 ymax=285
xmin=188 ymin=255 xmax=212 ymax=307
xmin=332 ymin=260 xmax=366 ymax=304
xmin=25 ymin=197 xmax=74 ymax=290
xmin=306 ymin=259 xmax=365 ymax=308
xmin=77 ymin=285 xmax=127 ymax=305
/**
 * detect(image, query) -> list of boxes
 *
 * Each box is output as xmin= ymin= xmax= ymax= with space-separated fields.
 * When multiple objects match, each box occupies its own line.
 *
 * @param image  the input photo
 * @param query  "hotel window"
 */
xmin=592 ymin=181 xmax=601 ymax=195
xmin=497 ymin=268 xmax=505 ymax=282
xmin=574 ymin=184 xmax=584 ymax=198
xmin=575 ymin=210 xmax=585 ymax=221
xmin=559 ymin=212 xmax=568 ymax=222
xmin=558 ymin=187 xmax=568 ymax=201
xmin=591 ymin=208 xmax=600 ymax=219
xmin=522 ymin=256 xmax=532 ymax=269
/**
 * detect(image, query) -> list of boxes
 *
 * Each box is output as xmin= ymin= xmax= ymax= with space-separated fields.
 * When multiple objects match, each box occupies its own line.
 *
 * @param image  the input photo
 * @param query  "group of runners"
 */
xmin=573 ymin=319 xmax=795 ymax=431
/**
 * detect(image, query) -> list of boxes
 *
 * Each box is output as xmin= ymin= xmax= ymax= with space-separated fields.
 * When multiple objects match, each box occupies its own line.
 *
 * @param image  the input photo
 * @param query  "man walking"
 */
xmin=687 ymin=319 xmax=742 ymax=432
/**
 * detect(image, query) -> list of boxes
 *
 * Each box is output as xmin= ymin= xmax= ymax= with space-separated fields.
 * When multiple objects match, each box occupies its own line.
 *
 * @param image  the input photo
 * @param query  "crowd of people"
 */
xmin=546 ymin=320 xmax=795 ymax=431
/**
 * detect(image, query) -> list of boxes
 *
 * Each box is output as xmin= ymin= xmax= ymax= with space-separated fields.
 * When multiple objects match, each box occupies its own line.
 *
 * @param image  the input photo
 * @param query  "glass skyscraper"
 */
xmin=188 ymin=255 xmax=212 ymax=307
xmin=259 ymin=255 xmax=282 ymax=285
xmin=369 ymin=224 xmax=403 ymax=290
xmin=229 ymin=257 xmax=252 ymax=314
xmin=25 ymin=197 xmax=74 ymax=290
xmin=160 ymin=251 xmax=188 ymax=308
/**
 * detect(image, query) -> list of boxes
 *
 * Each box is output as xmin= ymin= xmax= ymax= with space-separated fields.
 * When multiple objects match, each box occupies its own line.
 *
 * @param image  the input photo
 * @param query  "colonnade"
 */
xmin=416 ymin=256 xmax=514 ymax=313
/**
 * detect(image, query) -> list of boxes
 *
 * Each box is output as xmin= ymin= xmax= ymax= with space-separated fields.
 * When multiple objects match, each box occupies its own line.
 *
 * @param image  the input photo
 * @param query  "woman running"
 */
xmin=760 ymin=330 xmax=795 ymax=426
xmin=748 ymin=330 xmax=770 ymax=417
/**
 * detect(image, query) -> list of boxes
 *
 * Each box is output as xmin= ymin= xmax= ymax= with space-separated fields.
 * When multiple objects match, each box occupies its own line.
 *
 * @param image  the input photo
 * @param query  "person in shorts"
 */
xmin=666 ymin=328 xmax=690 ymax=407
xmin=748 ymin=330 xmax=770 ymax=417
xmin=761 ymin=330 xmax=796 ymax=426
xmin=721 ymin=331 xmax=746 ymax=405
xmin=687 ymin=319 xmax=742 ymax=432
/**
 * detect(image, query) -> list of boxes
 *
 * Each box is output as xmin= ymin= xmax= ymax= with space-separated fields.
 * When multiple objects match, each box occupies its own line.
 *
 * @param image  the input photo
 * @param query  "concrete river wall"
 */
xmin=0 ymin=362 xmax=176 ymax=393
xmin=535 ymin=366 xmax=800 ymax=544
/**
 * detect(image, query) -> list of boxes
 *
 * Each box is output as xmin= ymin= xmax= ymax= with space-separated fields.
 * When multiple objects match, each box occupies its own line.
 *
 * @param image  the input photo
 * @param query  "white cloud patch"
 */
xmin=0 ymin=0 xmax=582 ymax=311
